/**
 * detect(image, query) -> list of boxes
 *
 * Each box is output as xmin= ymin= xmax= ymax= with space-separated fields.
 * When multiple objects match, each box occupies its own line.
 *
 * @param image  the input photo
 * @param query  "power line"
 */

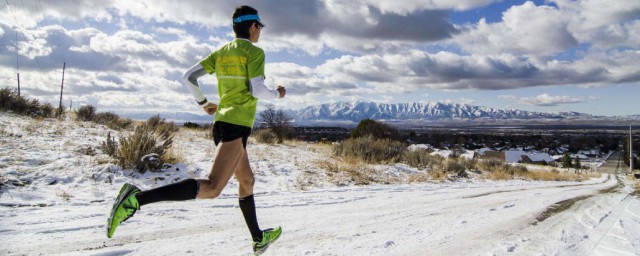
xmin=5 ymin=0 xmax=20 ymax=26
xmin=35 ymin=0 xmax=44 ymax=22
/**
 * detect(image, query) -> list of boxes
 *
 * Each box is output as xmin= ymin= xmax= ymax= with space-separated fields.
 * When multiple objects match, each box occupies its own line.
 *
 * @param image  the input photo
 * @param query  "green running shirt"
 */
xmin=200 ymin=39 xmax=265 ymax=128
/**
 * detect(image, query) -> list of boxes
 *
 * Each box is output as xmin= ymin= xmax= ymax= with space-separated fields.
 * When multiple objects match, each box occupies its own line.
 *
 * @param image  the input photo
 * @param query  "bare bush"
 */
xmin=257 ymin=104 xmax=293 ymax=143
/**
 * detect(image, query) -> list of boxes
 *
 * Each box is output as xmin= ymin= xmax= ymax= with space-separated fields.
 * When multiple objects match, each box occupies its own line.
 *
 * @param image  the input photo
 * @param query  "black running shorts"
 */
xmin=212 ymin=121 xmax=252 ymax=149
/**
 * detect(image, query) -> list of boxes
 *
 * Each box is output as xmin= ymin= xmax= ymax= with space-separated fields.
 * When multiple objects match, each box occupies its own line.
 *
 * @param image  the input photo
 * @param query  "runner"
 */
xmin=107 ymin=5 xmax=285 ymax=255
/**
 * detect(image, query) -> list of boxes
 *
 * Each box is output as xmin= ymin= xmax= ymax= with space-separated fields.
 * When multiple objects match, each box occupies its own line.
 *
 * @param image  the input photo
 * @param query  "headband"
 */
xmin=233 ymin=14 xmax=262 ymax=24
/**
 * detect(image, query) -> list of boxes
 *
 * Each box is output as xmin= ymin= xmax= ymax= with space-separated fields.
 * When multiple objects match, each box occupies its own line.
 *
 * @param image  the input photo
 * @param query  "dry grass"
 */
xmin=25 ymin=120 xmax=41 ymax=135
xmin=402 ymin=149 xmax=443 ymax=169
xmin=316 ymin=157 xmax=400 ymax=186
xmin=429 ymin=169 xmax=449 ymax=182
xmin=407 ymin=171 xmax=430 ymax=183
xmin=57 ymin=190 xmax=72 ymax=201
xmin=333 ymin=135 xmax=405 ymax=164
xmin=479 ymin=165 xmax=601 ymax=181
xmin=629 ymin=175 xmax=640 ymax=196
xmin=482 ymin=170 xmax=514 ymax=180
xmin=164 ymin=145 xmax=186 ymax=165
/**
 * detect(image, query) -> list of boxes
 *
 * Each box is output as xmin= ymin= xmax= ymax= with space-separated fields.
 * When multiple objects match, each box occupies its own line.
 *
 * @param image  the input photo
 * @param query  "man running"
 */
xmin=107 ymin=5 xmax=285 ymax=255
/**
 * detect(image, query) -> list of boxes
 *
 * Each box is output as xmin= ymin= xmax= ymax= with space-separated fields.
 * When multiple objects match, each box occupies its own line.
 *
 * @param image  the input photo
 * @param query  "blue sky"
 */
xmin=1 ymin=0 xmax=639 ymax=116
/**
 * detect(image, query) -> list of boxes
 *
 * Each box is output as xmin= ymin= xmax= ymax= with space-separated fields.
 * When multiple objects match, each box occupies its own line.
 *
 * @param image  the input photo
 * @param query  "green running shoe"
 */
xmin=253 ymin=227 xmax=282 ymax=255
xmin=106 ymin=183 xmax=141 ymax=238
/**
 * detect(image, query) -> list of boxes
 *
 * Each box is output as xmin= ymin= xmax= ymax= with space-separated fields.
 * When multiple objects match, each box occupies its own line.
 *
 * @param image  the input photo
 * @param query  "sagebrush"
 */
xmin=101 ymin=115 xmax=177 ymax=173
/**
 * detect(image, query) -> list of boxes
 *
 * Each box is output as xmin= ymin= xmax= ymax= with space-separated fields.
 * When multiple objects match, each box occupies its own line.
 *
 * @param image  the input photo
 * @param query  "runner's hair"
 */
xmin=232 ymin=5 xmax=259 ymax=39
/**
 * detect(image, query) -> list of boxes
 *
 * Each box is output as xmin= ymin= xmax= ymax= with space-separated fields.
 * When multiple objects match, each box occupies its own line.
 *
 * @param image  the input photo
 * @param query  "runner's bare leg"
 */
xmin=197 ymin=138 xmax=244 ymax=199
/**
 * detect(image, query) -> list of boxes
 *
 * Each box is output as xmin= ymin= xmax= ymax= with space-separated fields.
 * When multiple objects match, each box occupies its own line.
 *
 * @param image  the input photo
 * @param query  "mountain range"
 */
xmin=290 ymin=101 xmax=593 ymax=123
xmin=120 ymin=101 xmax=638 ymax=127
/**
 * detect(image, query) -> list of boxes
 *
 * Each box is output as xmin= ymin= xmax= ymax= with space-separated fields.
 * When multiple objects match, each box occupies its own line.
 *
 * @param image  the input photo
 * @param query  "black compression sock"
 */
xmin=239 ymin=195 xmax=263 ymax=241
xmin=136 ymin=179 xmax=199 ymax=207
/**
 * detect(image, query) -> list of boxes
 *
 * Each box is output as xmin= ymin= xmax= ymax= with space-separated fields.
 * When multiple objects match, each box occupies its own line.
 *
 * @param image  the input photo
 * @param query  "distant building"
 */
xmin=477 ymin=150 xmax=555 ymax=165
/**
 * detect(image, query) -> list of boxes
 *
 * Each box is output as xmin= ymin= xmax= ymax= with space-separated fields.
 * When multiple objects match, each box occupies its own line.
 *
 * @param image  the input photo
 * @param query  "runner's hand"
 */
xmin=203 ymin=103 xmax=218 ymax=115
xmin=277 ymin=86 xmax=286 ymax=99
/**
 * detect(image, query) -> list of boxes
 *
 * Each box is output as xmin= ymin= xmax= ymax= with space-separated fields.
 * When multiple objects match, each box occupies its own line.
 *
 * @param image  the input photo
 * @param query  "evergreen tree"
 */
xmin=574 ymin=157 xmax=581 ymax=172
xmin=562 ymin=153 xmax=572 ymax=169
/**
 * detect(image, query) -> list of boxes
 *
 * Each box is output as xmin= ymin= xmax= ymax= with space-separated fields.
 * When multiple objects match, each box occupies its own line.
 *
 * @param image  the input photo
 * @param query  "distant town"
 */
xmin=292 ymin=125 xmax=638 ymax=172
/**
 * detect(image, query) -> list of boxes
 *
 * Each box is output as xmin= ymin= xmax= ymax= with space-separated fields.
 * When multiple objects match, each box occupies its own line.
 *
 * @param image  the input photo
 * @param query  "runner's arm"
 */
xmin=249 ymin=76 xmax=280 ymax=99
xmin=182 ymin=63 xmax=211 ymax=106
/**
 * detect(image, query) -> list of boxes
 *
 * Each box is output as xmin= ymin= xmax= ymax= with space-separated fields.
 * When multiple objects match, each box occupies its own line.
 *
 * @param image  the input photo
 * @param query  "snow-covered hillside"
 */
xmin=1 ymin=113 xmax=639 ymax=256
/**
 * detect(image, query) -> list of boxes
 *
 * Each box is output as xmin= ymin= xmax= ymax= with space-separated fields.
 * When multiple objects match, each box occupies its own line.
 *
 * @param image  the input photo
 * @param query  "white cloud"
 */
xmin=454 ymin=2 xmax=577 ymax=56
xmin=1 ymin=0 xmax=639 ymax=113
xmin=499 ymin=93 xmax=584 ymax=106
xmin=355 ymin=0 xmax=500 ymax=14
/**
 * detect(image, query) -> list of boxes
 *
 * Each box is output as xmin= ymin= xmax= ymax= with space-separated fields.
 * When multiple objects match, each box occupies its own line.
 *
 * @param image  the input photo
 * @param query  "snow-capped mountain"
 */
xmin=118 ymin=101 xmax=638 ymax=127
xmin=290 ymin=101 xmax=595 ymax=124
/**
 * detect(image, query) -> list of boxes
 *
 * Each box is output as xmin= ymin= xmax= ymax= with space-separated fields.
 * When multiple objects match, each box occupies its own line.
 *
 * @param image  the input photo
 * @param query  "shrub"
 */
xmin=333 ymin=135 xmax=405 ymax=164
xmin=94 ymin=112 xmax=132 ymax=130
xmin=0 ymin=87 xmax=13 ymax=109
xmin=442 ymin=158 xmax=468 ymax=177
xmin=55 ymin=105 xmax=66 ymax=119
xmin=0 ymin=87 xmax=55 ymax=118
xmin=76 ymin=105 xmax=96 ymax=121
xmin=38 ymin=102 xmax=55 ymax=118
xmin=100 ymin=132 xmax=118 ymax=157
xmin=254 ymin=128 xmax=277 ymax=144
xmin=350 ymin=119 xmax=400 ymax=140
xmin=94 ymin=112 xmax=119 ymax=124
xmin=183 ymin=122 xmax=200 ymax=129
xmin=402 ymin=149 xmax=443 ymax=169
xmin=101 ymin=115 xmax=177 ymax=173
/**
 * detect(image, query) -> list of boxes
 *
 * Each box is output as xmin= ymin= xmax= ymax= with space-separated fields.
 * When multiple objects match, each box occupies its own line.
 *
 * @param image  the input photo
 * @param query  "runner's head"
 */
xmin=232 ymin=5 xmax=264 ymax=41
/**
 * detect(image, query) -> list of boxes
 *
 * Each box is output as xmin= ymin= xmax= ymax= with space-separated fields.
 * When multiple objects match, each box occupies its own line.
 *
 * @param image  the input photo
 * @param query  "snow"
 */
xmin=1 ymin=113 xmax=640 ymax=255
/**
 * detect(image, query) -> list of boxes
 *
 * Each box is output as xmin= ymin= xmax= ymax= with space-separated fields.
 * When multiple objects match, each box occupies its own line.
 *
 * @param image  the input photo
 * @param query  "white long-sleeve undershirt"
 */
xmin=181 ymin=63 xmax=280 ymax=106
xmin=249 ymin=76 xmax=280 ymax=99
xmin=182 ymin=63 xmax=209 ymax=106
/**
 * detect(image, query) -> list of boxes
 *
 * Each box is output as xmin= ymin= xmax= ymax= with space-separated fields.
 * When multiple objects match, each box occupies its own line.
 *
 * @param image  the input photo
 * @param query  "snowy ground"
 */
xmin=1 ymin=113 xmax=639 ymax=256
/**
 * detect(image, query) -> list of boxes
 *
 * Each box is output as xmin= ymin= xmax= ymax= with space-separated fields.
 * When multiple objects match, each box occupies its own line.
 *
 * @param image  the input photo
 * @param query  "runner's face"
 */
xmin=250 ymin=22 xmax=262 ymax=43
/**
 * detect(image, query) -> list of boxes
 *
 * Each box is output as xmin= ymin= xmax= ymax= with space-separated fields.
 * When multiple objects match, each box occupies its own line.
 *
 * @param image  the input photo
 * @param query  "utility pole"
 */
xmin=631 ymin=125 xmax=634 ymax=173
xmin=17 ymin=73 xmax=20 ymax=97
xmin=16 ymin=31 xmax=20 ymax=97
xmin=59 ymin=62 xmax=66 ymax=110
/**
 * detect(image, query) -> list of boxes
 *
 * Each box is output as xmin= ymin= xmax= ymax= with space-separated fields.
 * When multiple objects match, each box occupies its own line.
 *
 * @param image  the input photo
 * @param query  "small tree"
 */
xmin=257 ymin=104 xmax=293 ymax=143
xmin=574 ymin=157 xmax=582 ymax=173
xmin=562 ymin=153 xmax=572 ymax=169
